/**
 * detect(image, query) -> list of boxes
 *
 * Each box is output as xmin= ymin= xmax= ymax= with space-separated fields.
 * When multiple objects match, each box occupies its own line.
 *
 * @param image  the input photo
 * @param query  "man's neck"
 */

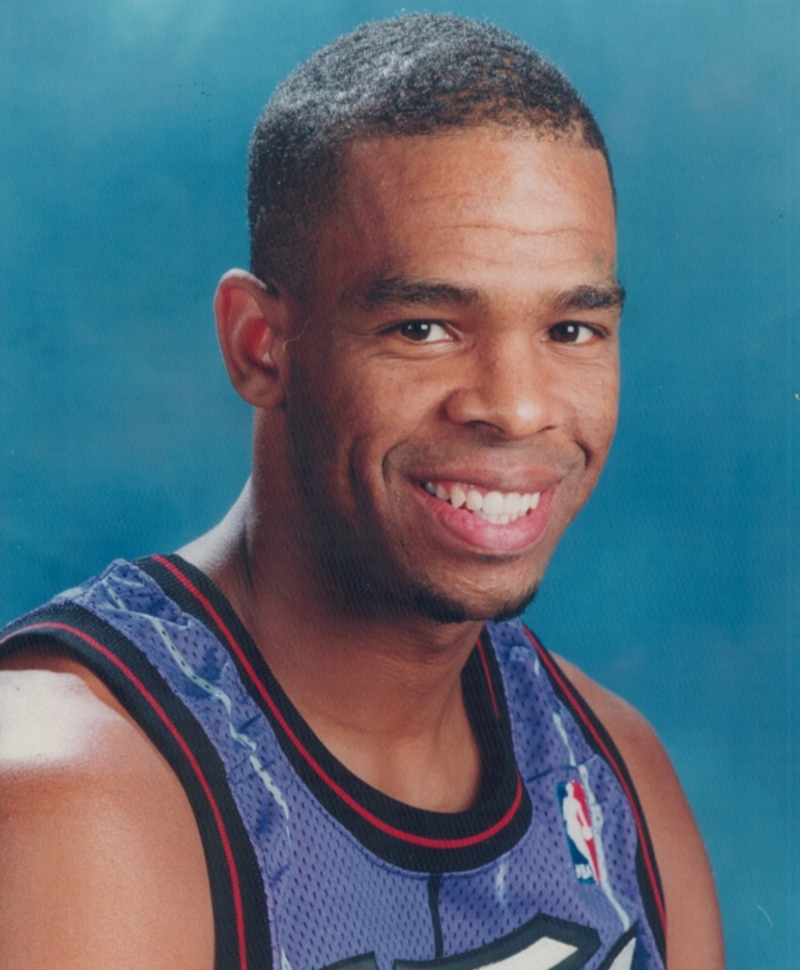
xmin=178 ymin=483 xmax=485 ymax=812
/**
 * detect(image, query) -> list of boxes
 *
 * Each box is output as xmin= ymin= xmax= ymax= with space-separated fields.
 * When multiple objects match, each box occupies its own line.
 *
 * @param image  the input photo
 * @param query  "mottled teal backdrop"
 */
xmin=2 ymin=1 xmax=797 ymax=965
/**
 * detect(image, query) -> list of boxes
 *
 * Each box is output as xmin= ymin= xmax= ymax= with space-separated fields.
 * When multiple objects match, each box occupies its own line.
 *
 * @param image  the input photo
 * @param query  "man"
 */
xmin=0 ymin=15 xmax=723 ymax=970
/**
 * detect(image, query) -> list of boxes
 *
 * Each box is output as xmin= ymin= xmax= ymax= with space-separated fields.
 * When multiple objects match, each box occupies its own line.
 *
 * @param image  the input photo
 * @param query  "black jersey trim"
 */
xmin=524 ymin=628 xmax=667 ymax=962
xmin=321 ymin=955 xmax=379 ymax=970
xmin=0 ymin=603 xmax=272 ymax=970
xmin=596 ymin=923 xmax=638 ymax=970
xmin=137 ymin=554 xmax=531 ymax=873
xmin=427 ymin=873 xmax=444 ymax=959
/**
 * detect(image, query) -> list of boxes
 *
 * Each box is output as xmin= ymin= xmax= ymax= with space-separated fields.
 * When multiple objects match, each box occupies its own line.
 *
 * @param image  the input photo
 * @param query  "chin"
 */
xmin=320 ymin=550 xmax=540 ymax=625
xmin=411 ymin=581 xmax=540 ymax=625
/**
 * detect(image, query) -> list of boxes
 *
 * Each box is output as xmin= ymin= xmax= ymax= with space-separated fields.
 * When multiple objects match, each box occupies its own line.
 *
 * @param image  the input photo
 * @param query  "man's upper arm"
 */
xmin=0 ymin=659 xmax=214 ymax=969
xmin=556 ymin=655 xmax=725 ymax=970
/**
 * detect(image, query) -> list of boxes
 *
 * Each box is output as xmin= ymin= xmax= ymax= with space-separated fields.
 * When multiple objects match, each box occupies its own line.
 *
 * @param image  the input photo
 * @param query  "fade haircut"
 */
xmin=247 ymin=14 xmax=612 ymax=299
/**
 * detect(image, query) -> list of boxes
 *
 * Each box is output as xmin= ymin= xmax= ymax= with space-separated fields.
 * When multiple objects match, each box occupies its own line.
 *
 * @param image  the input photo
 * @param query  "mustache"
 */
xmin=390 ymin=438 xmax=584 ymax=480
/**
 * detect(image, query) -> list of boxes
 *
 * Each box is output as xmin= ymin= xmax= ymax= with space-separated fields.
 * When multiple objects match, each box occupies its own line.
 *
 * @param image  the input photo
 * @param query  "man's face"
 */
xmin=283 ymin=129 xmax=620 ymax=623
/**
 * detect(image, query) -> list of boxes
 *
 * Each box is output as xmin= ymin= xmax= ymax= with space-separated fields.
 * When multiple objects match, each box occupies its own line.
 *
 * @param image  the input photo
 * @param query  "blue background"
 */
xmin=2 ymin=1 xmax=797 ymax=964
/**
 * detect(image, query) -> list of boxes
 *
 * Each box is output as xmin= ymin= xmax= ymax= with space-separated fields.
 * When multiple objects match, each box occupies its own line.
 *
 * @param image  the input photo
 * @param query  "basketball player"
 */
xmin=0 ymin=15 xmax=723 ymax=970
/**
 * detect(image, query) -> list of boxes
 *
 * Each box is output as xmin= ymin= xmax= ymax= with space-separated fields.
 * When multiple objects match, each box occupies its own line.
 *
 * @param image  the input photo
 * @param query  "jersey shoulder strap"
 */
xmin=488 ymin=619 xmax=666 ymax=963
xmin=0 ymin=561 xmax=272 ymax=970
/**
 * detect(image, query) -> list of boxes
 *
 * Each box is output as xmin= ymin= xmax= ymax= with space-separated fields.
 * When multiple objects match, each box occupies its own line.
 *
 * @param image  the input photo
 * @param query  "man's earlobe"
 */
xmin=214 ymin=270 xmax=292 ymax=408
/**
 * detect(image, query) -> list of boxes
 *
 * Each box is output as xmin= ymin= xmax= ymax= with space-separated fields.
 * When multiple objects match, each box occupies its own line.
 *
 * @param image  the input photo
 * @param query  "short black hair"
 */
xmin=247 ymin=14 xmax=612 ymax=298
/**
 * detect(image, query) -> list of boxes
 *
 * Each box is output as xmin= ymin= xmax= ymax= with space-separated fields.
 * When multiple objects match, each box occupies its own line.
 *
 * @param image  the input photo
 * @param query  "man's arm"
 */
xmin=0 ymin=653 xmax=214 ymax=969
xmin=556 ymin=656 xmax=725 ymax=970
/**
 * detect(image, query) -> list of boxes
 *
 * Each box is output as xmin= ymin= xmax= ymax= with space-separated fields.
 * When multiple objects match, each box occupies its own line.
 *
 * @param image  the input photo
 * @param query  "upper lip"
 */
xmin=411 ymin=468 xmax=564 ymax=495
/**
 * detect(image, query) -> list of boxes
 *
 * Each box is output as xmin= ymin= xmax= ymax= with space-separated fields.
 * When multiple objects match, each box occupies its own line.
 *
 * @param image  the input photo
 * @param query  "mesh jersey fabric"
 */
xmin=0 ymin=556 xmax=666 ymax=970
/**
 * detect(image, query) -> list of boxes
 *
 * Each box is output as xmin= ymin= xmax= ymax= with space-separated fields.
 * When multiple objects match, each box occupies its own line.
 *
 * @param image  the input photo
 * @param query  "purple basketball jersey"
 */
xmin=1 ymin=556 xmax=666 ymax=970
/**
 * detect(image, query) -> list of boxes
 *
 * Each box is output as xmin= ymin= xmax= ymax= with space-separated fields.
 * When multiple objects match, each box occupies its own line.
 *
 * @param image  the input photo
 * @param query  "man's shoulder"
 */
xmin=548 ymin=652 xmax=725 ymax=970
xmin=551 ymin=651 xmax=664 ymax=766
xmin=0 ymin=648 xmax=214 ymax=968
xmin=0 ymin=651 xmax=171 ymax=836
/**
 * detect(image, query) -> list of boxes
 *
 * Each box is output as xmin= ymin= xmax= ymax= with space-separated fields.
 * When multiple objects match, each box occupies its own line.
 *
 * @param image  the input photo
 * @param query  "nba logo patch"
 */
xmin=557 ymin=780 xmax=600 ymax=884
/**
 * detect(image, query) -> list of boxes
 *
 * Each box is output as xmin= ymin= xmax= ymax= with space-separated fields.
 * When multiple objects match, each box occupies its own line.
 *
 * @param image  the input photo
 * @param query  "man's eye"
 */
xmin=396 ymin=320 xmax=450 ymax=342
xmin=548 ymin=322 xmax=597 ymax=344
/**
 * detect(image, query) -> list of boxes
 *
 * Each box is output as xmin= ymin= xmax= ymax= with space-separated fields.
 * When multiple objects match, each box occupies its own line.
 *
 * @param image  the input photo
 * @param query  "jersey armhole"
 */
xmin=521 ymin=626 xmax=667 ymax=963
xmin=0 ymin=600 xmax=272 ymax=970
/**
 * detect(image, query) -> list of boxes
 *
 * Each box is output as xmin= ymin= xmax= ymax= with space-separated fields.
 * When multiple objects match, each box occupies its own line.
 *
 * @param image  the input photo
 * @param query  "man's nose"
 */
xmin=442 ymin=335 xmax=559 ymax=441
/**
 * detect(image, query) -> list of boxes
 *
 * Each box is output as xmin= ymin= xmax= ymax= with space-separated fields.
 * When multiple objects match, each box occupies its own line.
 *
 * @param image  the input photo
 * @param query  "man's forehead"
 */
xmin=342 ymin=126 xmax=611 ymax=193
xmin=336 ymin=130 xmax=616 ymax=242
xmin=311 ymin=128 xmax=617 ymax=309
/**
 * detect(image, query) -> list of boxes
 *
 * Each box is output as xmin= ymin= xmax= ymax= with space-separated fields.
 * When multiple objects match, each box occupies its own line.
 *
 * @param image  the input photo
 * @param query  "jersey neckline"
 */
xmin=137 ymin=553 xmax=532 ymax=873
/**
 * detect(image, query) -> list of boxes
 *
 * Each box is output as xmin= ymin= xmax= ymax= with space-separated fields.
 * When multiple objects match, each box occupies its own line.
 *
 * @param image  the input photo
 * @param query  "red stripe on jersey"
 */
xmin=155 ymin=554 xmax=524 ymax=850
xmin=1 ymin=620 xmax=249 ymax=970
xmin=526 ymin=629 xmax=667 ymax=934
xmin=476 ymin=637 xmax=500 ymax=719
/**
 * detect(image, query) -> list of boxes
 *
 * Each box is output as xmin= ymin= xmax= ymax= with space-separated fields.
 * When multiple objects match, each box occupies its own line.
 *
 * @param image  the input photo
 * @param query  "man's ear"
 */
xmin=214 ymin=270 xmax=293 ymax=409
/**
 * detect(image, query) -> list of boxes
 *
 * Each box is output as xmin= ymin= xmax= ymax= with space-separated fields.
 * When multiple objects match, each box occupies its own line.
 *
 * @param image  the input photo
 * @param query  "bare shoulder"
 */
xmin=0 ymin=647 xmax=214 ymax=970
xmin=553 ymin=654 xmax=725 ymax=970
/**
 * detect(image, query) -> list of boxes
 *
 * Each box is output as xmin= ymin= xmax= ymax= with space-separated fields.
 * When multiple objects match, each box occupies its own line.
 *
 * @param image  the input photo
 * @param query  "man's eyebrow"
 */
xmin=348 ymin=276 xmax=483 ymax=310
xmin=551 ymin=283 xmax=626 ymax=312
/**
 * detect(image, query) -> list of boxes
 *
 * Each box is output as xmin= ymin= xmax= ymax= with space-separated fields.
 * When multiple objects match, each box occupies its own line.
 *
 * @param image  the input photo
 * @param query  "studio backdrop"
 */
xmin=2 ymin=2 xmax=797 ymax=966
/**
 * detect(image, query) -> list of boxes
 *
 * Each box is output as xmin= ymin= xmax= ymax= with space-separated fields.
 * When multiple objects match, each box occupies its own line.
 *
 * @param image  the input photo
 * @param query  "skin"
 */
xmin=0 ymin=128 xmax=724 ymax=967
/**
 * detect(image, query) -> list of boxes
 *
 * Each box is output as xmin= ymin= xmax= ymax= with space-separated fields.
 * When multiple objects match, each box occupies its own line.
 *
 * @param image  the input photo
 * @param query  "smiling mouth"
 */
xmin=422 ymin=481 xmax=541 ymax=525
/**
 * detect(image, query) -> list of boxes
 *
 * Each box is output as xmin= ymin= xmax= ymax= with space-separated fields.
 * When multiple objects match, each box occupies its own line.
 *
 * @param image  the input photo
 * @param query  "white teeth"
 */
xmin=465 ymin=489 xmax=483 ymax=512
xmin=482 ymin=491 xmax=504 ymax=515
xmin=451 ymin=484 xmax=466 ymax=508
xmin=475 ymin=511 xmax=522 ymax=524
xmin=423 ymin=481 xmax=541 ymax=522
